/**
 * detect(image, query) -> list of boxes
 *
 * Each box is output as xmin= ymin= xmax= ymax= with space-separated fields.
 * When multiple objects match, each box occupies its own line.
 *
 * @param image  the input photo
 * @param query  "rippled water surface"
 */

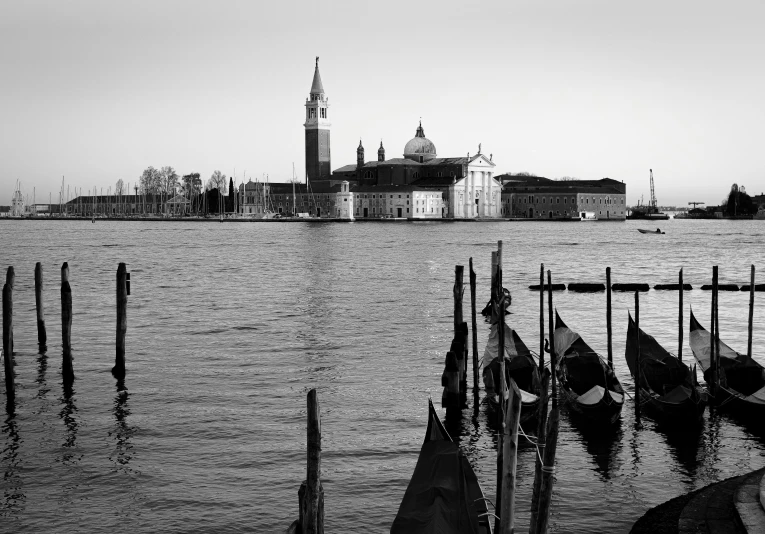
xmin=1 ymin=219 xmax=764 ymax=533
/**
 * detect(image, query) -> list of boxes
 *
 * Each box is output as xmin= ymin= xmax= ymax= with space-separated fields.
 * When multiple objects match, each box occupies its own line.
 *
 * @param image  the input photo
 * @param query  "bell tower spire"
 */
xmin=305 ymin=56 xmax=331 ymax=181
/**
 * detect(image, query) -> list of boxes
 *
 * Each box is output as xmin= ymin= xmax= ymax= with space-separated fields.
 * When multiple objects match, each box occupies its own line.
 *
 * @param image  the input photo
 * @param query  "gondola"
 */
xmin=553 ymin=311 xmax=624 ymax=423
xmin=625 ymin=313 xmax=707 ymax=421
xmin=390 ymin=400 xmax=492 ymax=534
xmin=637 ymin=228 xmax=664 ymax=234
xmin=689 ymin=310 xmax=765 ymax=415
xmin=481 ymin=322 xmax=542 ymax=424
xmin=480 ymin=287 xmax=511 ymax=318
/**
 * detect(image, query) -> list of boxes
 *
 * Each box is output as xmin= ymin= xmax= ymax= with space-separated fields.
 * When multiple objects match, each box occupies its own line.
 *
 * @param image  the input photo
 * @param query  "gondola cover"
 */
xmin=391 ymin=401 xmax=485 ymax=534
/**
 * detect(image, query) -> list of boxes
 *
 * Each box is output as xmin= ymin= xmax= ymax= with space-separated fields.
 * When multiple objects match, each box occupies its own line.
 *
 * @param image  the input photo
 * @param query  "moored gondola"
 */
xmin=481 ymin=321 xmax=542 ymax=425
xmin=554 ymin=311 xmax=625 ymax=423
xmin=625 ymin=312 xmax=707 ymax=421
xmin=390 ymin=400 xmax=492 ymax=534
xmin=689 ymin=310 xmax=765 ymax=416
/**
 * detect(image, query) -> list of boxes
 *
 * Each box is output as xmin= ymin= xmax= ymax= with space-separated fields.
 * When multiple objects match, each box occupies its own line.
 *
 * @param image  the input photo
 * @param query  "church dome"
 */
xmin=403 ymin=121 xmax=437 ymax=161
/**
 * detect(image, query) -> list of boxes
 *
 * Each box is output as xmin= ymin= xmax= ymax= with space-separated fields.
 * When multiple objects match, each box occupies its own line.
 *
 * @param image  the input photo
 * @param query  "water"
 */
xmin=1 ymin=219 xmax=764 ymax=533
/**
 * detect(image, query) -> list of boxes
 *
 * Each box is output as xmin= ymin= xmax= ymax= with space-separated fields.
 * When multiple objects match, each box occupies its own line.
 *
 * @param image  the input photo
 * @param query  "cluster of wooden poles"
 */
xmin=2 ymin=262 xmax=130 ymax=408
xmin=441 ymin=241 xmax=560 ymax=534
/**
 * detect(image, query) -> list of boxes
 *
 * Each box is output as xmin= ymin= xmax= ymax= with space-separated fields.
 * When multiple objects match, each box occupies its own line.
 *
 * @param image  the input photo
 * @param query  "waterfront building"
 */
xmin=164 ymin=194 xmax=190 ymax=215
xmin=238 ymin=180 xmax=354 ymax=219
xmin=498 ymin=174 xmax=627 ymax=220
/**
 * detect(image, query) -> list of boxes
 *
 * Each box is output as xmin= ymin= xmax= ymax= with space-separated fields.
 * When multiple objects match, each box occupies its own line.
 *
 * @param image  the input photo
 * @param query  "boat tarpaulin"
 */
xmin=481 ymin=321 xmax=518 ymax=369
xmin=391 ymin=402 xmax=482 ymax=534
xmin=689 ymin=312 xmax=740 ymax=372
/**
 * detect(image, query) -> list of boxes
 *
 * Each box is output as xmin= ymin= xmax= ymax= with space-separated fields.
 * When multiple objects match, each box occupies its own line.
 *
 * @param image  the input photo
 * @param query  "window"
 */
xmin=398 ymin=195 xmax=401 ymax=198
xmin=556 ymin=197 xmax=560 ymax=204
xmin=344 ymin=198 xmax=347 ymax=202
xmin=564 ymin=197 xmax=567 ymax=204
xmin=390 ymin=195 xmax=393 ymax=198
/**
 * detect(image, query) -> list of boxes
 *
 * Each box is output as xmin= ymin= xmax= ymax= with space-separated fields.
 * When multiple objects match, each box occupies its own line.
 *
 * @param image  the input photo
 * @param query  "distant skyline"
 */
xmin=1 ymin=0 xmax=763 ymax=206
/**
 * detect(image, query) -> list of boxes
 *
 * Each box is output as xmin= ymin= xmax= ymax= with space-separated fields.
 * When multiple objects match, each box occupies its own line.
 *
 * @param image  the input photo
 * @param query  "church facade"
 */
xmin=331 ymin=122 xmax=503 ymax=219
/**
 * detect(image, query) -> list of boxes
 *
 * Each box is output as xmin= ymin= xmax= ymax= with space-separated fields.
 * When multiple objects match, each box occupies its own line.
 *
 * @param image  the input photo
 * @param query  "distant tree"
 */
xmin=160 ymin=166 xmax=179 ymax=195
xmin=208 ymin=170 xmax=226 ymax=191
xmin=516 ymin=172 xmax=535 ymax=177
xmin=139 ymin=166 xmax=162 ymax=194
xmin=723 ymin=183 xmax=756 ymax=216
xmin=115 ymin=179 xmax=125 ymax=195
xmin=558 ymin=176 xmax=578 ymax=181
xmin=181 ymin=173 xmax=201 ymax=195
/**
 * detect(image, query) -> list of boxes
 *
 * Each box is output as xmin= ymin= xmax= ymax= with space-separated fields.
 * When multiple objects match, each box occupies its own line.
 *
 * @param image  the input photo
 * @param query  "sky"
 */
xmin=1 ymin=0 xmax=764 ymax=206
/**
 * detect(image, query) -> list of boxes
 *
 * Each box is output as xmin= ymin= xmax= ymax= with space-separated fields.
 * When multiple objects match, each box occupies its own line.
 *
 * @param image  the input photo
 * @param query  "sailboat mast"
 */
xmin=292 ymin=163 xmax=297 ymax=216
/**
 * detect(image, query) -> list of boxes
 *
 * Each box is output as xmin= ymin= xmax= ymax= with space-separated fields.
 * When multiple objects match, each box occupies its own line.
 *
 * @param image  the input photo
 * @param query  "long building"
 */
xmin=498 ymin=174 xmax=627 ymax=220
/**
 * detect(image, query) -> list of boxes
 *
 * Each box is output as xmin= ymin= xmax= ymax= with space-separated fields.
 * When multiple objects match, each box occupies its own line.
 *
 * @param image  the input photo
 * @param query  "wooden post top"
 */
xmin=5 ymin=266 xmax=14 ymax=288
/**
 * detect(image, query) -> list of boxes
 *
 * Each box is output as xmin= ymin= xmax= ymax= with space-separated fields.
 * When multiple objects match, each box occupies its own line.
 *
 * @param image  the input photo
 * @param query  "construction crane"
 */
xmin=688 ymin=201 xmax=705 ymax=209
xmin=649 ymin=169 xmax=657 ymax=208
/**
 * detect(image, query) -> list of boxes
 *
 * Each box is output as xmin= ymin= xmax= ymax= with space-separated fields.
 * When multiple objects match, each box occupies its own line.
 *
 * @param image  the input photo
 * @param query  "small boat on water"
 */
xmin=481 ymin=322 xmax=542 ymax=424
xmin=689 ymin=311 xmax=765 ymax=416
xmin=390 ymin=400 xmax=493 ymax=534
xmin=637 ymin=228 xmax=664 ymax=234
xmin=625 ymin=313 xmax=707 ymax=421
xmin=554 ymin=311 xmax=625 ymax=423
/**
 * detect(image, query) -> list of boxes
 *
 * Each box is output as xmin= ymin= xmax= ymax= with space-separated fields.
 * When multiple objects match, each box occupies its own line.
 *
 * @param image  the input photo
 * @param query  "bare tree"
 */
xmin=208 ymin=170 xmax=227 ymax=191
xmin=161 ymin=166 xmax=179 ymax=195
xmin=115 ymin=179 xmax=125 ymax=194
xmin=140 ymin=166 xmax=162 ymax=193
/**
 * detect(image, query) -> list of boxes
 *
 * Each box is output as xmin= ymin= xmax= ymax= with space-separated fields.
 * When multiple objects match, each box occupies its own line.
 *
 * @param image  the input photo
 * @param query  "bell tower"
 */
xmin=304 ymin=57 xmax=331 ymax=182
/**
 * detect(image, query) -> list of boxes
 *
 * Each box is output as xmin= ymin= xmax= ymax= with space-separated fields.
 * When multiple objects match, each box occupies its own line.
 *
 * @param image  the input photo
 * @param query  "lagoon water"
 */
xmin=1 ymin=219 xmax=764 ymax=533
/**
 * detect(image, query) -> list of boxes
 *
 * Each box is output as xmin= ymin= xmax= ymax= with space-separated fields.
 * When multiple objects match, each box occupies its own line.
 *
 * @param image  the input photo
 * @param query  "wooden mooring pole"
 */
xmin=302 ymin=388 xmax=324 ymax=534
xmin=712 ymin=265 xmax=722 ymax=394
xmin=469 ymin=258 xmax=479 ymax=401
xmin=709 ymin=267 xmax=716 ymax=392
xmin=536 ymin=278 xmax=561 ymax=534
xmin=634 ymin=291 xmax=641 ymax=422
xmin=499 ymin=379 xmax=521 ymax=534
xmin=547 ymin=270 xmax=557 ymax=398
xmin=678 ymin=268 xmax=683 ymax=362
xmin=539 ymin=263 xmax=545 ymax=370
xmin=528 ymin=368 xmax=551 ymax=534
xmin=494 ymin=241 xmax=505 ymax=534
xmin=747 ymin=265 xmax=755 ymax=359
xmin=453 ymin=265 xmax=467 ymax=396
xmin=534 ymin=400 xmax=560 ymax=534
xmin=441 ymin=350 xmax=460 ymax=408
xmin=114 ymin=263 xmax=127 ymax=379
xmin=3 ymin=267 xmax=15 ymax=401
xmin=35 ymin=262 xmax=47 ymax=349
xmin=606 ymin=267 xmax=613 ymax=369
xmin=454 ymin=265 xmax=464 ymax=334
xmin=61 ymin=263 xmax=74 ymax=383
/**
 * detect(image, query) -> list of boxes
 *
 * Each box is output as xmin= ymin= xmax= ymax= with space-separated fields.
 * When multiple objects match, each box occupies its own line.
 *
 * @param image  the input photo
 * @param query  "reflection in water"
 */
xmin=109 ymin=381 xmax=135 ymax=472
xmin=1 ymin=412 xmax=24 ymax=514
xmin=654 ymin=420 xmax=704 ymax=478
xmin=36 ymin=352 xmax=48 ymax=398
xmin=566 ymin=407 xmax=624 ymax=480
xmin=59 ymin=383 xmax=80 ymax=465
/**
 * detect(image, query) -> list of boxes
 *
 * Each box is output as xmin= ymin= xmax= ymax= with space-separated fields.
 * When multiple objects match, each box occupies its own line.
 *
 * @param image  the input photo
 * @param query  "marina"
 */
xmin=1 ymin=219 xmax=764 ymax=532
